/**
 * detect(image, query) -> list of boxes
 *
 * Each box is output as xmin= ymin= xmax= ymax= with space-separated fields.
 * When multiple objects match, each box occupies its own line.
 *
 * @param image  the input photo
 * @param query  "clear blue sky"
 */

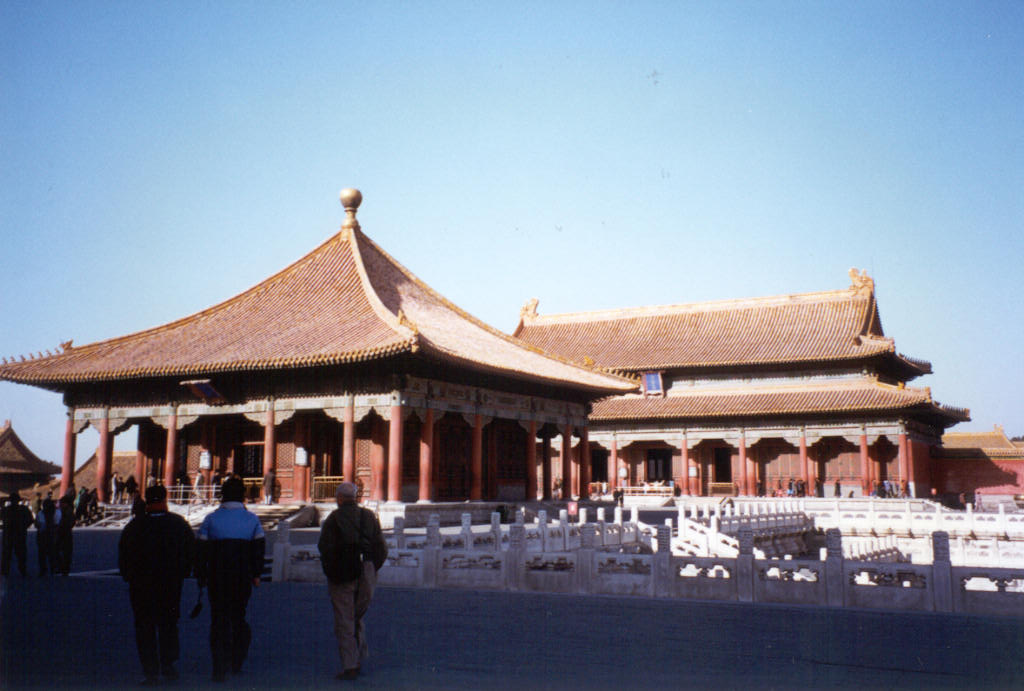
xmin=2 ymin=2 xmax=1022 ymax=467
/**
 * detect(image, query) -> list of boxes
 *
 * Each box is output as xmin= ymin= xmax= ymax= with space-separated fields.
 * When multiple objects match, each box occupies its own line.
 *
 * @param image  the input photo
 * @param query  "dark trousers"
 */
xmin=55 ymin=535 xmax=73 ymax=575
xmin=209 ymin=586 xmax=252 ymax=675
xmin=2 ymin=537 xmax=28 ymax=576
xmin=36 ymin=532 xmax=55 ymax=576
xmin=130 ymin=587 xmax=182 ymax=678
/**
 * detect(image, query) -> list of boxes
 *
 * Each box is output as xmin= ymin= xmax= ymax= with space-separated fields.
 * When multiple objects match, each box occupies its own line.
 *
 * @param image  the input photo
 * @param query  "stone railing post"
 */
xmin=597 ymin=518 xmax=607 ymax=546
xmin=538 ymin=510 xmax=548 ymax=552
xmin=614 ymin=506 xmax=623 ymax=525
xmin=825 ymin=528 xmax=844 ymax=607
xmin=578 ymin=524 xmax=596 ymax=595
xmin=579 ymin=507 xmax=588 ymax=524
xmin=424 ymin=514 xmax=441 ymax=589
xmin=654 ymin=524 xmax=672 ymax=597
xmin=737 ymin=528 xmax=754 ymax=602
xmin=507 ymin=524 xmax=526 ymax=591
xmin=630 ymin=506 xmax=639 ymax=525
xmin=596 ymin=507 xmax=606 ymax=522
xmin=271 ymin=520 xmax=291 ymax=582
xmin=932 ymin=531 xmax=953 ymax=612
xmin=461 ymin=513 xmax=473 ymax=549
xmin=491 ymin=512 xmax=502 ymax=552
xmin=394 ymin=516 xmax=406 ymax=549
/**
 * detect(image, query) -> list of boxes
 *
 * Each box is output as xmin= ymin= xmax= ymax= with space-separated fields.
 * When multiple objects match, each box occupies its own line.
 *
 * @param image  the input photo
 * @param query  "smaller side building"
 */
xmin=932 ymin=425 xmax=1024 ymax=506
xmin=0 ymin=420 xmax=60 ymax=497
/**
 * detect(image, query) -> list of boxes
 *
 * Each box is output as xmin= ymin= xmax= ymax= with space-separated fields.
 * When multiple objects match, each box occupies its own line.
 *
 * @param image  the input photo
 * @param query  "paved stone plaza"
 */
xmin=2 ymin=529 xmax=1023 ymax=689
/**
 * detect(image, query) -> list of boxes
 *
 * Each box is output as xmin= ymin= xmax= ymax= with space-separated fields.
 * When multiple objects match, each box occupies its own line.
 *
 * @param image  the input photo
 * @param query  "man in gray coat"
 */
xmin=317 ymin=482 xmax=387 ymax=681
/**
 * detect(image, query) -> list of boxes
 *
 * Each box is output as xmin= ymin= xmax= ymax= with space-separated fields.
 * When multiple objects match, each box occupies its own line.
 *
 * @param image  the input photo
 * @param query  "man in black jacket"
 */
xmin=118 ymin=485 xmax=196 ymax=685
xmin=1 ymin=491 xmax=34 ymax=577
xmin=318 ymin=481 xmax=387 ymax=681
xmin=196 ymin=476 xmax=265 ymax=682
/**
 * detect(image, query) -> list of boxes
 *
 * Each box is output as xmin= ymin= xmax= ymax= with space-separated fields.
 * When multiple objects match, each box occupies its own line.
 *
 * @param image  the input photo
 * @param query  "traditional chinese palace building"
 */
xmin=514 ymin=270 xmax=970 ymax=498
xmin=0 ymin=190 xmax=634 ymax=503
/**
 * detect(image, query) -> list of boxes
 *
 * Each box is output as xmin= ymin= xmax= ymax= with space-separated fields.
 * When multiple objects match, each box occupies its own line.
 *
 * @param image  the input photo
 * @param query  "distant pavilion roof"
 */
xmin=937 ymin=425 xmax=1024 ymax=459
xmin=0 ymin=193 xmax=634 ymax=397
xmin=589 ymin=380 xmax=969 ymax=424
xmin=0 ymin=420 xmax=60 ymax=477
xmin=513 ymin=270 xmax=931 ymax=376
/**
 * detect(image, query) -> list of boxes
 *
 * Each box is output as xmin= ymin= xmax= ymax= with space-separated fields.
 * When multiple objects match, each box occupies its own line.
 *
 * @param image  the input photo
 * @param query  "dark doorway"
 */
xmin=591 ymin=448 xmax=609 ymax=483
xmin=713 ymin=447 xmax=732 ymax=483
xmin=236 ymin=444 xmax=264 ymax=478
xmin=646 ymin=448 xmax=672 ymax=482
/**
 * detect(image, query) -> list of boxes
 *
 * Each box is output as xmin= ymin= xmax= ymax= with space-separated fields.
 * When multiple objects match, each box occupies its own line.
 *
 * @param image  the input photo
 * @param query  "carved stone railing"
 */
xmin=272 ymin=514 xmax=1024 ymax=616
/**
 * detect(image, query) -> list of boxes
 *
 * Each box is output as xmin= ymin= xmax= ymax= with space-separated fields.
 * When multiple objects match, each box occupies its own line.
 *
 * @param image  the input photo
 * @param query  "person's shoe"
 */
xmin=336 ymin=668 xmax=359 ymax=680
xmin=161 ymin=664 xmax=178 ymax=680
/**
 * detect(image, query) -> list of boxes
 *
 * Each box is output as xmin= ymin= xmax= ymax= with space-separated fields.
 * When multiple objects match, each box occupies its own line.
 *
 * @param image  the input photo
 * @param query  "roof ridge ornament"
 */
xmin=340 ymin=188 xmax=362 ymax=234
xmin=520 ymin=297 xmax=539 ymax=323
xmin=848 ymin=267 xmax=874 ymax=296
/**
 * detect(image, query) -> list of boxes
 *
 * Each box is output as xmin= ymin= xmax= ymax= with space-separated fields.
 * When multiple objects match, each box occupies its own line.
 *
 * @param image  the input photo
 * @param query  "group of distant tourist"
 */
xmin=871 ymin=480 xmax=909 ymax=499
xmin=114 ymin=473 xmax=387 ymax=684
xmin=1 ymin=488 xmax=75 ymax=577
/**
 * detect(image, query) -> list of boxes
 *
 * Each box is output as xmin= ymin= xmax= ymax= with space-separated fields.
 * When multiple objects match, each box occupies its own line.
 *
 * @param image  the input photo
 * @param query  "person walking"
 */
xmin=55 ymin=495 xmax=75 ymax=576
xmin=1 ymin=491 xmax=34 ymax=577
xmin=34 ymin=497 xmax=58 ymax=576
xmin=118 ymin=485 xmax=196 ymax=685
xmin=196 ymin=476 xmax=265 ymax=682
xmin=262 ymin=468 xmax=275 ymax=505
xmin=317 ymin=481 xmax=388 ymax=681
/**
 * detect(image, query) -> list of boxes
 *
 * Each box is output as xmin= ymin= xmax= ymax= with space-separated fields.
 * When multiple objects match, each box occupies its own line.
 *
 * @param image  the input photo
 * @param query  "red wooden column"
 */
xmin=683 ymin=433 xmax=695 ymax=496
xmin=580 ymin=428 xmax=591 ymax=499
xmin=469 ymin=414 xmax=483 ymax=501
xmin=370 ymin=417 xmax=386 ymax=501
xmin=542 ymin=434 xmax=553 ymax=500
xmin=525 ymin=420 xmax=538 ymax=501
xmin=164 ymin=409 xmax=179 ymax=489
xmin=738 ymin=436 xmax=749 ymax=496
xmin=95 ymin=414 xmax=110 ymax=501
xmin=342 ymin=405 xmax=355 ymax=482
xmin=388 ymin=403 xmax=404 ymax=502
xmin=906 ymin=438 xmax=918 ymax=498
xmin=799 ymin=432 xmax=811 ymax=491
xmin=262 ymin=407 xmax=275 ymax=501
xmin=418 ymin=409 xmax=434 ymax=502
xmin=134 ymin=424 xmax=146 ymax=490
xmin=608 ymin=437 xmax=618 ymax=492
xmin=898 ymin=432 xmax=909 ymax=487
xmin=60 ymin=414 xmax=76 ymax=498
xmin=859 ymin=433 xmax=870 ymax=496
xmin=561 ymin=425 xmax=573 ymax=499
xmin=294 ymin=417 xmax=308 ymax=504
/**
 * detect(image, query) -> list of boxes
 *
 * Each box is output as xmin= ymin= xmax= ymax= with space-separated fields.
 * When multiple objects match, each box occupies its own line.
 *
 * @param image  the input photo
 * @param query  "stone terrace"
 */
xmin=3 ymin=529 xmax=1023 ymax=689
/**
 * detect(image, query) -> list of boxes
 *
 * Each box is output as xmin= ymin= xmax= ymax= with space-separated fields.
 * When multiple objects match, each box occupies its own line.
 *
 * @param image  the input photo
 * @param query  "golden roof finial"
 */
xmin=340 ymin=188 xmax=363 ymax=233
xmin=848 ymin=268 xmax=874 ymax=296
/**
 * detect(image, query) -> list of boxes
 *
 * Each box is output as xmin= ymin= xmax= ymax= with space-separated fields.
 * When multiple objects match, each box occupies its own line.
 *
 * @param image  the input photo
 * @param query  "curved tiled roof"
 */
xmin=0 ymin=421 xmax=60 ymax=476
xmin=590 ymin=380 xmax=969 ymax=423
xmin=0 ymin=220 xmax=634 ymax=395
xmin=941 ymin=425 xmax=1021 ymax=455
xmin=514 ymin=281 xmax=932 ymax=374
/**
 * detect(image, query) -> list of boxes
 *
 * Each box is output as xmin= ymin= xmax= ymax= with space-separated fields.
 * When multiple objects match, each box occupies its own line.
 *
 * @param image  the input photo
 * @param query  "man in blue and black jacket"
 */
xmin=196 ymin=476 xmax=265 ymax=682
